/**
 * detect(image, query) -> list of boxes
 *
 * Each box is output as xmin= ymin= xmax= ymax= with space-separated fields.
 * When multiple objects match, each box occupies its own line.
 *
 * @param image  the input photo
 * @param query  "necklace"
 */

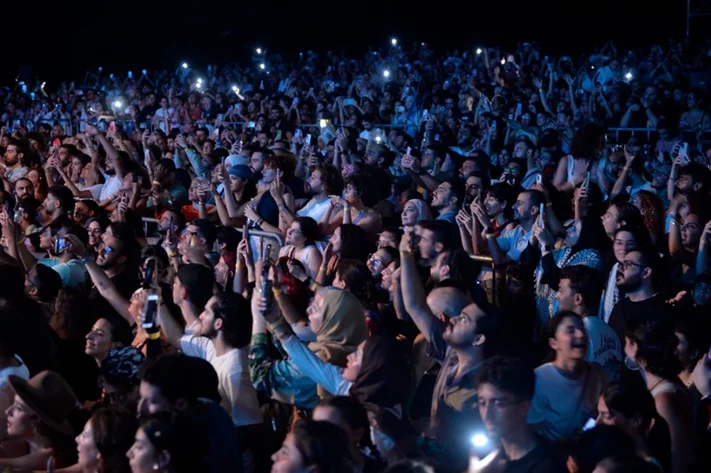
xmin=647 ymin=378 xmax=665 ymax=393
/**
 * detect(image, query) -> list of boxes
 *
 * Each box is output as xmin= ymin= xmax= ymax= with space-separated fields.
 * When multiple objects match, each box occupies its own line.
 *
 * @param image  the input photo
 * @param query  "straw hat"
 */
xmin=8 ymin=371 xmax=78 ymax=437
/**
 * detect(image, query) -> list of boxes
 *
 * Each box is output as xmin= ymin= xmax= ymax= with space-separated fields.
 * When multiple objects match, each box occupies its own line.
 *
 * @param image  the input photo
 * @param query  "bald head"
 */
xmin=426 ymin=287 xmax=472 ymax=320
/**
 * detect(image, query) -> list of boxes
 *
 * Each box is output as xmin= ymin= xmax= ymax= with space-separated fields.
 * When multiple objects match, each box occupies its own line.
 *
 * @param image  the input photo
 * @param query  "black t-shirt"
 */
xmin=608 ymin=293 xmax=669 ymax=345
xmin=496 ymin=441 xmax=567 ymax=473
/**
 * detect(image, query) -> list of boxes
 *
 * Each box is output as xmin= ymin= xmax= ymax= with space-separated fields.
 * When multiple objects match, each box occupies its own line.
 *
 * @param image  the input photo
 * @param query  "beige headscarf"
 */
xmin=308 ymin=288 xmax=368 ymax=368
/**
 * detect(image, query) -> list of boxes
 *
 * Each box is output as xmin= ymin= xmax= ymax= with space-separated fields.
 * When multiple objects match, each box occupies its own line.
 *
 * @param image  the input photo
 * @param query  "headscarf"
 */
xmin=349 ymin=336 xmax=410 ymax=412
xmin=407 ymin=199 xmax=433 ymax=223
xmin=308 ymin=288 xmax=367 ymax=367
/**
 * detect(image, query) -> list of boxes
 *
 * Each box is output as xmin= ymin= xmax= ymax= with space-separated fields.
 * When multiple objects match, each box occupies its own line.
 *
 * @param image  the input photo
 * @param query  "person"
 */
xmin=528 ymin=311 xmax=608 ymax=440
xmin=270 ymin=419 xmax=359 ymax=473
xmin=313 ymin=396 xmax=387 ymax=472
xmin=75 ymin=407 xmax=137 ymax=473
xmin=430 ymin=180 xmax=460 ymax=224
xmin=608 ymin=247 xmax=669 ymax=345
xmin=279 ymin=217 xmax=322 ymax=280
xmin=567 ymin=425 xmax=638 ymax=473
xmin=596 ymin=382 xmax=672 ymax=472
xmin=85 ymin=315 xmax=133 ymax=366
xmin=158 ymin=288 xmax=263 ymax=429
xmin=127 ymin=411 xmax=209 ymax=473
xmin=475 ymin=356 xmax=567 ymax=472
xmin=400 ymin=199 xmax=433 ymax=230
xmin=557 ymin=265 xmax=622 ymax=381
xmin=399 ymin=232 xmax=503 ymax=471
xmin=2 ymin=371 xmax=78 ymax=470
xmin=137 ymin=354 xmax=243 ymax=473
xmin=36 ymin=224 xmax=90 ymax=288
xmin=624 ymin=315 xmax=694 ymax=473
xmin=97 ymin=345 xmax=144 ymax=410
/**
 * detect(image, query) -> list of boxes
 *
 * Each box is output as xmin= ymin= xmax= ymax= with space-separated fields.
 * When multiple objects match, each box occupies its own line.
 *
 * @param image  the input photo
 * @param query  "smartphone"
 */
xmin=538 ymin=203 xmax=545 ymax=226
xmin=109 ymin=121 xmax=116 ymax=133
xmin=276 ymin=130 xmax=282 ymax=141
xmin=142 ymin=294 xmax=160 ymax=329
xmin=248 ymin=121 xmax=256 ymax=129
xmin=54 ymin=237 xmax=67 ymax=255
xmin=52 ymin=138 xmax=61 ymax=148
xmin=422 ymin=109 xmax=429 ymax=120
xmin=515 ymin=103 xmax=523 ymax=115
xmin=294 ymin=129 xmax=303 ymax=139
xmin=406 ymin=146 xmax=411 ymax=155
xmin=143 ymin=258 xmax=156 ymax=289
xmin=536 ymin=174 xmax=543 ymax=185
xmin=584 ymin=171 xmax=591 ymax=191
xmin=305 ymin=134 xmax=312 ymax=145
xmin=242 ymin=223 xmax=249 ymax=241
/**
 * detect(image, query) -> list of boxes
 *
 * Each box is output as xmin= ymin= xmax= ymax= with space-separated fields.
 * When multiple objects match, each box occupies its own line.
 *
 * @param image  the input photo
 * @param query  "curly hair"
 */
xmin=633 ymin=190 xmax=665 ymax=245
xmin=91 ymin=408 xmax=138 ymax=473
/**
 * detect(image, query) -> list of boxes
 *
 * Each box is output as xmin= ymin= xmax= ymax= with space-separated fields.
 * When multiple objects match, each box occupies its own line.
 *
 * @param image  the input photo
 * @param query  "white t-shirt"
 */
xmin=528 ymin=362 xmax=607 ymax=440
xmin=99 ymin=175 xmax=122 ymax=202
xmin=583 ymin=316 xmax=622 ymax=382
xmin=496 ymin=225 xmax=533 ymax=262
xmin=180 ymin=335 xmax=262 ymax=427
xmin=297 ymin=196 xmax=335 ymax=223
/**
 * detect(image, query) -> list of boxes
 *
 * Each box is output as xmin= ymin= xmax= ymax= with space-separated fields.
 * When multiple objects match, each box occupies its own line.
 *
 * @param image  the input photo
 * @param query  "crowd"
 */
xmin=0 ymin=36 xmax=710 ymax=473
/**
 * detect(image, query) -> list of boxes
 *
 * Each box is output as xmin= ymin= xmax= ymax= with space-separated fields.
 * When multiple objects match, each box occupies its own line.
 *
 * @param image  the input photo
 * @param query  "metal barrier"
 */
xmin=141 ymin=217 xmax=284 ymax=248
xmin=607 ymin=127 xmax=657 ymax=143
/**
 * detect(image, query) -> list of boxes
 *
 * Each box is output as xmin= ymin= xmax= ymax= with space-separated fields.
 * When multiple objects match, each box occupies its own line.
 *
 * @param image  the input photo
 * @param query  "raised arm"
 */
xmin=399 ymin=231 xmax=436 ymax=341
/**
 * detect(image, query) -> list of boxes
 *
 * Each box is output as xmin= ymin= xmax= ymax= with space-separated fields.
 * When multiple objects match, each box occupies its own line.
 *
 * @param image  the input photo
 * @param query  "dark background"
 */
xmin=4 ymin=0 xmax=697 ymax=87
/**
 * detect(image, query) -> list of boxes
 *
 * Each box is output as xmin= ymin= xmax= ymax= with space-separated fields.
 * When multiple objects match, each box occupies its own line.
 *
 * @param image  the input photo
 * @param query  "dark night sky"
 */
xmin=5 ymin=0 xmax=692 ymax=86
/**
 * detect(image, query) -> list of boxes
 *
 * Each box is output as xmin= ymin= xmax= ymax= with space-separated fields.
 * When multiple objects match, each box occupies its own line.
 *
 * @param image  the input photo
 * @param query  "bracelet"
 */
xmin=485 ymin=233 xmax=497 ymax=239
xmin=146 ymin=331 xmax=161 ymax=340
xmin=152 ymin=181 xmax=161 ymax=187
xmin=309 ymin=280 xmax=320 ymax=292
xmin=400 ymin=250 xmax=414 ymax=257
xmin=272 ymin=287 xmax=283 ymax=297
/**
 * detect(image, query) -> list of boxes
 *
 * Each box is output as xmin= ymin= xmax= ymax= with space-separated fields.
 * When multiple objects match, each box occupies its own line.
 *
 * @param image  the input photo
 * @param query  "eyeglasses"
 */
xmin=620 ymin=260 xmax=645 ymax=270
xmin=478 ymin=398 xmax=525 ymax=410
xmin=367 ymin=254 xmax=384 ymax=267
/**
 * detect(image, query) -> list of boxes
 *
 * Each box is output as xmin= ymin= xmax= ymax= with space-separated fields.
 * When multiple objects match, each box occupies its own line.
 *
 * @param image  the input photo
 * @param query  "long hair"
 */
xmin=91 ymin=408 xmax=137 ymax=473
xmin=290 ymin=420 xmax=360 ymax=473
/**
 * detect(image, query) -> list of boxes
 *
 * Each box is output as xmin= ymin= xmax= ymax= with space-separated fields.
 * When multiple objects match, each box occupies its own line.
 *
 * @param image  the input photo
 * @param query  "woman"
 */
xmin=271 ymin=419 xmax=359 ymax=473
xmin=323 ymin=173 xmax=382 ymax=240
xmin=400 ymin=199 xmax=432 ymax=230
xmin=279 ymin=217 xmax=322 ymax=280
xmin=316 ymin=224 xmax=370 ymax=286
xmin=250 ymin=286 xmax=368 ymax=408
xmin=313 ymin=396 xmax=386 ymax=473
xmin=96 ymin=346 xmax=144 ymax=411
xmin=481 ymin=182 xmax=515 ymax=236
xmin=531 ymin=215 xmax=607 ymax=323
xmin=75 ymin=408 xmax=137 ymax=473
xmin=27 ymin=168 xmax=48 ymax=202
xmin=243 ymin=154 xmax=296 ymax=236
xmin=73 ymin=199 xmax=101 ymax=227
xmin=596 ymin=382 xmax=672 ymax=472
xmin=528 ymin=311 xmax=607 ymax=441
xmin=624 ymin=315 xmax=694 ymax=473
xmin=85 ymin=315 xmax=133 ymax=367
xmin=601 ymin=202 xmax=645 ymax=241
xmin=631 ymin=190 xmax=665 ymax=250
xmin=127 ymin=412 xmax=209 ymax=473
xmin=599 ymin=226 xmax=649 ymax=323
xmin=54 ymin=157 xmax=105 ymax=202
xmin=267 ymin=326 xmax=411 ymax=464
xmin=553 ymin=123 xmax=606 ymax=193
xmin=668 ymin=203 xmax=704 ymax=294
xmin=2 ymin=371 xmax=78 ymax=470
xmin=85 ymin=216 xmax=110 ymax=256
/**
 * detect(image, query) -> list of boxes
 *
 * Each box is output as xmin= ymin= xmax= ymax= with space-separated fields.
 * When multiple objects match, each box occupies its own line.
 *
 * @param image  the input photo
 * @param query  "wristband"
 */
xmin=309 ymin=280 xmax=320 ymax=292
xmin=400 ymin=250 xmax=414 ymax=257
xmin=272 ymin=287 xmax=284 ymax=297
xmin=146 ymin=331 xmax=161 ymax=340
xmin=485 ymin=233 xmax=497 ymax=239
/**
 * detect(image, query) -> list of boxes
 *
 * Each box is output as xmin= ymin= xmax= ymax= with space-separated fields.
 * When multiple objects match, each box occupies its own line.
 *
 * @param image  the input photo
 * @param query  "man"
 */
xmin=415 ymin=220 xmax=459 ymax=266
xmin=171 ymin=263 xmax=215 ymax=335
xmin=85 ymin=222 xmax=140 ymax=321
xmin=608 ymin=247 xmax=668 ymax=344
xmin=431 ymin=180 xmax=460 ymax=225
xmin=138 ymin=354 xmax=243 ymax=473
xmin=36 ymin=225 xmax=89 ymax=288
xmin=513 ymin=137 xmax=542 ymax=190
xmin=13 ymin=178 xmax=33 ymax=201
xmin=476 ymin=357 xmax=567 ymax=472
xmin=149 ymin=159 xmax=188 ymax=208
xmin=85 ymin=125 xmax=125 ymax=203
xmin=399 ymin=234 xmax=503 ymax=472
xmin=248 ymin=147 xmax=271 ymax=176
xmin=557 ymin=265 xmax=622 ymax=381
xmin=178 ymin=218 xmax=219 ymax=266
xmin=472 ymin=190 xmax=544 ymax=265
xmin=24 ymin=264 xmax=62 ymax=305
xmin=2 ymin=139 xmax=29 ymax=184
xmin=158 ymin=288 xmax=263 ymax=429
xmin=41 ymin=185 xmax=74 ymax=226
